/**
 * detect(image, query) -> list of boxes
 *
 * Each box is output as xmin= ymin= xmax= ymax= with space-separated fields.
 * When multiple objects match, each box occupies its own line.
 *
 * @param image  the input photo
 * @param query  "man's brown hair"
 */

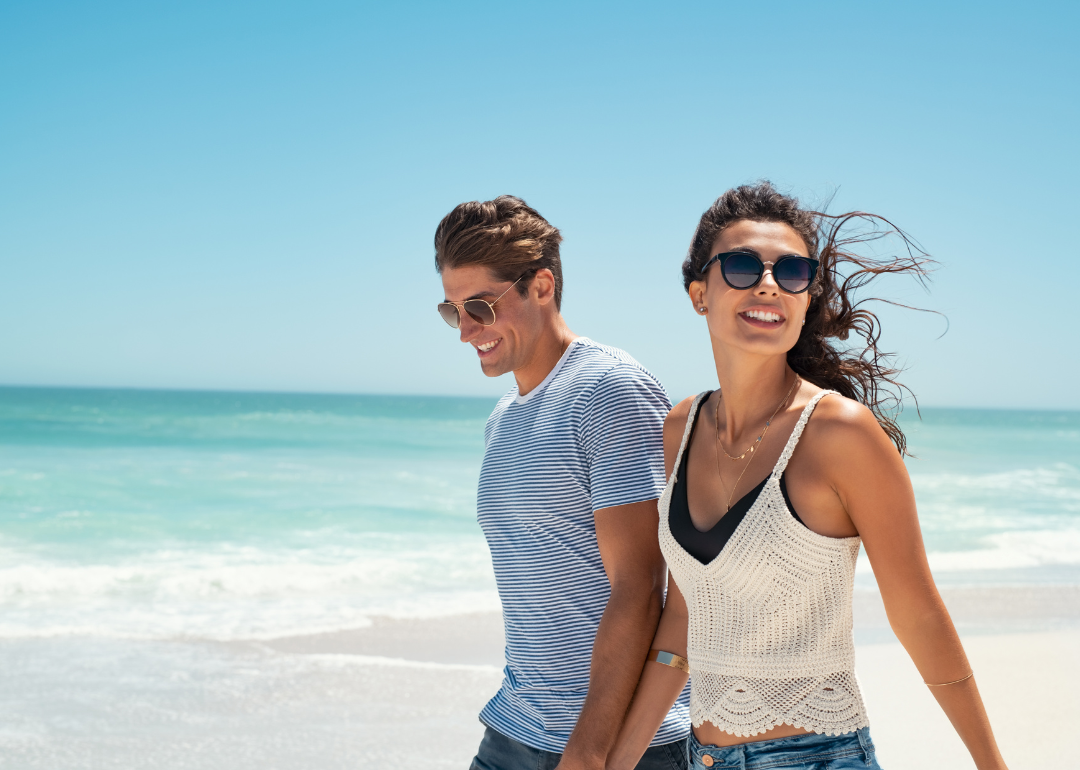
xmin=434 ymin=195 xmax=564 ymax=309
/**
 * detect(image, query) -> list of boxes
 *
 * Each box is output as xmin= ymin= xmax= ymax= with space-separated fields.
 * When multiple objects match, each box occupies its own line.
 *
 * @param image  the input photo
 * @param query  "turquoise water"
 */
xmin=1 ymin=386 xmax=1078 ymax=641
xmin=1 ymin=388 xmax=489 ymax=547
xmin=900 ymin=409 xmax=1080 ymax=572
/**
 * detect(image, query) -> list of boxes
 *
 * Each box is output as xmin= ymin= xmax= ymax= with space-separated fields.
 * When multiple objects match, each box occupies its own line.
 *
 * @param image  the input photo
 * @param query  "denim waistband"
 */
xmin=689 ymin=727 xmax=876 ymax=769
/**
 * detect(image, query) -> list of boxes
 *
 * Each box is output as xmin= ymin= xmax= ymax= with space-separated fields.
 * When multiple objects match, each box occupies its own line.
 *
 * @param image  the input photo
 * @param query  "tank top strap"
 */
xmin=672 ymin=391 xmax=712 ymax=480
xmin=770 ymin=389 xmax=838 ymax=479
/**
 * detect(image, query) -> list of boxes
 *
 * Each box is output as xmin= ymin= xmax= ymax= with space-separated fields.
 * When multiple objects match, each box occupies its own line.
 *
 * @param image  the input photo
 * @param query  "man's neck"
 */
xmin=513 ymin=316 xmax=578 ymax=397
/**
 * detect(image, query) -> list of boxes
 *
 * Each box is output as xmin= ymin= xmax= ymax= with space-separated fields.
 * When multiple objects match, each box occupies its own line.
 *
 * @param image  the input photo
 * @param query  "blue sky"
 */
xmin=2 ymin=0 xmax=1077 ymax=407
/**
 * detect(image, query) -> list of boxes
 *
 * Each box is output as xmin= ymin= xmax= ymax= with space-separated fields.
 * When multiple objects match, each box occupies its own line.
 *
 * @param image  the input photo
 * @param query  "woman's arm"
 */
xmin=605 ymin=398 xmax=698 ymax=770
xmin=813 ymin=399 xmax=1008 ymax=770
xmin=606 ymin=577 xmax=691 ymax=770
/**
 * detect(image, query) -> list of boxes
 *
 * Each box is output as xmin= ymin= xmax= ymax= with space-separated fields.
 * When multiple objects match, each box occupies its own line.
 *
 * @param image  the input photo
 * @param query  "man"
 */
xmin=434 ymin=196 xmax=690 ymax=770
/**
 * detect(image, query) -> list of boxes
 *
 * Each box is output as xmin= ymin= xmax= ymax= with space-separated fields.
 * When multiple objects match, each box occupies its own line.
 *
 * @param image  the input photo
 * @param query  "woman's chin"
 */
xmin=716 ymin=334 xmax=800 ymax=358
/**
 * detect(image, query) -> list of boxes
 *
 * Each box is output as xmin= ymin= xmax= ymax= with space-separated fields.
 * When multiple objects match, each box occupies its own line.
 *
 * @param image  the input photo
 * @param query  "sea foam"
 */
xmin=0 ymin=534 xmax=499 ymax=640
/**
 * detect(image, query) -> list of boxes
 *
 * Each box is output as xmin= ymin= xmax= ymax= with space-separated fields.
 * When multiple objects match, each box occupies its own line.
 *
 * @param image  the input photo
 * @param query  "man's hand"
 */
xmin=555 ymin=498 xmax=667 ymax=770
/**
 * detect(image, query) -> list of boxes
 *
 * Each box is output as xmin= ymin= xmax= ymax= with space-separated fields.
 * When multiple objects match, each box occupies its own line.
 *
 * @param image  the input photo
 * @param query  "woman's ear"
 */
xmin=688 ymin=281 xmax=707 ymax=314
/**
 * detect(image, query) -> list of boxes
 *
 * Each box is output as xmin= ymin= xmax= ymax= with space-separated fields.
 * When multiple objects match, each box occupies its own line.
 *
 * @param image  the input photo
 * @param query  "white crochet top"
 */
xmin=658 ymin=390 xmax=869 ymax=737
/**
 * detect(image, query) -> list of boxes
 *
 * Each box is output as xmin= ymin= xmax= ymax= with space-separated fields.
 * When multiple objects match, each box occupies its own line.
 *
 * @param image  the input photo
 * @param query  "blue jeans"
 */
xmin=688 ymin=728 xmax=882 ymax=769
xmin=471 ymin=726 xmax=689 ymax=770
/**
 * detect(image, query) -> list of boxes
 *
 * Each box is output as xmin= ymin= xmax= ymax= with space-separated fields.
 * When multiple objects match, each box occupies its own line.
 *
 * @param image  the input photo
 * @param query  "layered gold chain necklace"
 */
xmin=714 ymin=375 xmax=801 ymax=512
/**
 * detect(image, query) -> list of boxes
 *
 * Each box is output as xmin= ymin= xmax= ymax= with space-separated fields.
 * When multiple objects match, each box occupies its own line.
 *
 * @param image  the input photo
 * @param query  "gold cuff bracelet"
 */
xmin=647 ymin=649 xmax=690 ymax=673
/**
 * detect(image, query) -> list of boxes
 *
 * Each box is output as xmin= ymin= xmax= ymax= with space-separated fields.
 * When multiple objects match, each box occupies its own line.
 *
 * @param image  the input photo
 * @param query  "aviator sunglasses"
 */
xmin=702 ymin=251 xmax=819 ymax=294
xmin=437 ymin=273 xmax=529 ymax=329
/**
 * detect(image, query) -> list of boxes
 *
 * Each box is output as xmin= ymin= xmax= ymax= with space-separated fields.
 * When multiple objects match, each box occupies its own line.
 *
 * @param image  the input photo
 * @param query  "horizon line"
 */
xmin=0 ymin=382 xmax=1076 ymax=414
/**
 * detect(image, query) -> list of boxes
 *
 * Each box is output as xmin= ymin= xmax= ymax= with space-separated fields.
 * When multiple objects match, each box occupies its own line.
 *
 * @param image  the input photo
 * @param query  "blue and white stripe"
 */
xmin=477 ymin=337 xmax=691 ymax=752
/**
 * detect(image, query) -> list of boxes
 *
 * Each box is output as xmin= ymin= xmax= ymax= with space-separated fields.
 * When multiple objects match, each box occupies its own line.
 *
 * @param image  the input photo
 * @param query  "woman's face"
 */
xmin=689 ymin=219 xmax=813 ymax=358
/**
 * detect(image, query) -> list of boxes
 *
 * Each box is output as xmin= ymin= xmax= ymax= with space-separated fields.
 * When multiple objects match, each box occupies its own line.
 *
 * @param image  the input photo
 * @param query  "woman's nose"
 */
xmin=756 ymin=264 xmax=780 ymax=294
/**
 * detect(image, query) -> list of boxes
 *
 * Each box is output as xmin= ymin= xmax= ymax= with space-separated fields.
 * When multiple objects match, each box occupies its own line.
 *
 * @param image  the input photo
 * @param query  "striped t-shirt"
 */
xmin=476 ymin=337 xmax=691 ymax=751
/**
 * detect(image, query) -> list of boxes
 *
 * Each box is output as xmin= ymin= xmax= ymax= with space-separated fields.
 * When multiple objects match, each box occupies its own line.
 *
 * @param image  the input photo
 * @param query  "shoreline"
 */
xmin=252 ymin=584 xmax=1080 ymax=665
xmin=256 ymin=611 xmax=506 ymax=666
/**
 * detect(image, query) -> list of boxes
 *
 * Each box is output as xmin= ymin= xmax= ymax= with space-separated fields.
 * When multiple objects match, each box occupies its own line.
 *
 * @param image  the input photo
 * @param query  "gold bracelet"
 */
xmin=647 ymin=649 xmax=690 ymax=673
xmin=925 ymin=672 xmax=974 ymax=687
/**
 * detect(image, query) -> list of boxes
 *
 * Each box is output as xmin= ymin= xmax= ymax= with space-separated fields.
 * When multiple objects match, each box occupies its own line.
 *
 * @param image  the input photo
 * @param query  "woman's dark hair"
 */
xmin=683 ymin=181 xmax=933 ymax=456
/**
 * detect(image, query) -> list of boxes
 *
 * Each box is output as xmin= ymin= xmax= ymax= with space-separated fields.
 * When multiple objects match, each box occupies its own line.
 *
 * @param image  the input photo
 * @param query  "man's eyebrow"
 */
xmin=442 ymin=289 xmax=499 ymax=303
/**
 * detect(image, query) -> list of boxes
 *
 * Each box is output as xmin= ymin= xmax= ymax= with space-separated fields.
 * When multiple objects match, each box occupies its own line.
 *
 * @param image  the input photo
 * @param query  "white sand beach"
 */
xmin=2 ymin=587 xmax=1077 ymax=769
xmin=860 ymin=630 xmax=1080 ymax=769
xmin=247 ymin=585 xmax=1080 ymax=769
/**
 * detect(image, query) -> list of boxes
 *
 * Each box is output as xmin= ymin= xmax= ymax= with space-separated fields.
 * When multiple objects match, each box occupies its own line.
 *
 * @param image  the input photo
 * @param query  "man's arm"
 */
xmin=556 ymin=497 xmax=668 ymax=770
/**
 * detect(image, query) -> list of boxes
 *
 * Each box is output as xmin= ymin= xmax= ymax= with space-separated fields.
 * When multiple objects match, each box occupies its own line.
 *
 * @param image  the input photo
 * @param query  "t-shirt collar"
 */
xmin=513 ymin=337 xmax=588 ymax=405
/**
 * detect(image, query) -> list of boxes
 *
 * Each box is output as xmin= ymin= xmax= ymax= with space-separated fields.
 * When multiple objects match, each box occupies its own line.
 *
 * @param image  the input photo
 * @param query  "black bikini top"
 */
xmin=669 ymin=392 xmax=807 ymax=565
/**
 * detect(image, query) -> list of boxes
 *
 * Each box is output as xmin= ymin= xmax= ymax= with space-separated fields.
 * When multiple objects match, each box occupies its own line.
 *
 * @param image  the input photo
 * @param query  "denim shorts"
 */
xmin=470 ymin=726 xmax=689 ymax=770
xmin=688 ymin=727 xmax=882 ymax=769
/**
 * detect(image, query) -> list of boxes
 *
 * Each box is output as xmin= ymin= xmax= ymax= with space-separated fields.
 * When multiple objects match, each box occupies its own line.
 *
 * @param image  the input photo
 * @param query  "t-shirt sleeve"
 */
xmin=580 ymin=364 xmax=672 ymax=512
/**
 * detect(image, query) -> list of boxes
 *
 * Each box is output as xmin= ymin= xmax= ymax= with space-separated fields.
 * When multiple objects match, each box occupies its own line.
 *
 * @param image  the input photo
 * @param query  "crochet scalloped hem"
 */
xmin=688 ymin=670 xmax=870 ymax=738
xmin=689 ymin=717 xmax=867 ymax=739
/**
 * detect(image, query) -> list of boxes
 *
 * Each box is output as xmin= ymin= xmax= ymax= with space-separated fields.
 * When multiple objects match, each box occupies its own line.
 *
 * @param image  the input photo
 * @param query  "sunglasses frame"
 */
xmin=701 ymin=251 xmax=820 ymax=294
xmin=437 ymin=272 xmax=529 ymax=329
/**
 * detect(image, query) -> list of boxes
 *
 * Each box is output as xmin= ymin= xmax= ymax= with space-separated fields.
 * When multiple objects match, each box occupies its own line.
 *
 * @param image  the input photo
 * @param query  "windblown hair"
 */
xmin=434 ymin=195 xmax=564 ymax=308
xmin=683 ymin=181 xmax=934 ymax=456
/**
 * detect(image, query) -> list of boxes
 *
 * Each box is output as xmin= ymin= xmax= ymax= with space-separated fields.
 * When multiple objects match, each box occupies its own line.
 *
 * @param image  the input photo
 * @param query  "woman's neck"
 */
xmin=712 ymin=349 xmax=797 ymax=441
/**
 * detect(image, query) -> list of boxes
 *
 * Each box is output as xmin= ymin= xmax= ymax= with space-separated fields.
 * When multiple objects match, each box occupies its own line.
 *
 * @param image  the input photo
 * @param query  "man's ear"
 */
xmin=532 ymin=268 xmax=556 ymax=306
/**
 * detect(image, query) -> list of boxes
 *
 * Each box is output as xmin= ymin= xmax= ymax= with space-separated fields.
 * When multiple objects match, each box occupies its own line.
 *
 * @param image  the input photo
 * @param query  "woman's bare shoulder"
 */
xmin=664 ymin=394 xmax=699 ymax=435
xmin=802 ymin=391 xmax=901 ymax=465
xmin=663 ymin=394 xmax=703 ymax=465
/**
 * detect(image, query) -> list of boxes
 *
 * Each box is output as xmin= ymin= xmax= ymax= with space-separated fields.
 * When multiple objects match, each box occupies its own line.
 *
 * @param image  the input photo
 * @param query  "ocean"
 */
xmin=2 ymin=386 xmax=1079 ymax=645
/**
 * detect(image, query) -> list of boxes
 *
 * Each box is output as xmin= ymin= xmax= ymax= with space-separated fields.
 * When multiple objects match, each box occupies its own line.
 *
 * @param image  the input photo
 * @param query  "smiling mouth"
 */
xmin=475 ymin=338 xmax=502 ymax=356
xmin=740 ymin=309 xmax=785 ymax=325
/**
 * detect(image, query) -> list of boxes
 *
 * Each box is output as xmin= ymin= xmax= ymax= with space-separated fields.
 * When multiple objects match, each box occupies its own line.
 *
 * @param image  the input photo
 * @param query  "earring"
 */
xmin=699 ymin=307 xmax=707 ymax=314
xmin=801 ymin=319 xmax=805 ymax=325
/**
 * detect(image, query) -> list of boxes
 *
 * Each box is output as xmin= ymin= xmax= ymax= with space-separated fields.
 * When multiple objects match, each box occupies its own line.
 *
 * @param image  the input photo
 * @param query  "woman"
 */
xmin=607 ymin=183 xmax=1007 ymax=770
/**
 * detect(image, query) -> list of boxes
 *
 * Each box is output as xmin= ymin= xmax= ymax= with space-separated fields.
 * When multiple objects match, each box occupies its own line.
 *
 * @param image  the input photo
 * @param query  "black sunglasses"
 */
xmin=702 ymin=251 xmax=819 ymax=294
xmin=437 ymin=273 xmax=528 ymax=329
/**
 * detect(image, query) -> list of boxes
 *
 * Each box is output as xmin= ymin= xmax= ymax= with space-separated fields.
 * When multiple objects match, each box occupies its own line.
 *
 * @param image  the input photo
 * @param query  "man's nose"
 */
xmin=458 ymin=312 xmax=483 ymax=343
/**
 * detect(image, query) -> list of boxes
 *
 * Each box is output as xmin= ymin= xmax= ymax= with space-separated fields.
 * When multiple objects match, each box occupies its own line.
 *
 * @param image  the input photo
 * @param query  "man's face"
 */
xmin=440 ymin=265 xmax=540 ymax=378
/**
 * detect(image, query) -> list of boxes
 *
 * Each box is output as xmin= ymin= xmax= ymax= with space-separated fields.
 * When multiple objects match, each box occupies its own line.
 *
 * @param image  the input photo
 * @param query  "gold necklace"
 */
xmin=713 ymin=376 xmax=800 ymax=512
xmin=715 ymin=376 xmax=800 ymax=461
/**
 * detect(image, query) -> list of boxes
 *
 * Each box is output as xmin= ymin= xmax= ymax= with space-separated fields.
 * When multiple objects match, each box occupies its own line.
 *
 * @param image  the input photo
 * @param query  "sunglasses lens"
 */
xmin=774 ymin=259 xmax=813 ymax=293
xmin=723 ymin=253 xmax=763 ymax=289
xmin=462 ymin=300 xmax=496 ymax=326
xmin=437 ymin=303 xmax=460 ymax=328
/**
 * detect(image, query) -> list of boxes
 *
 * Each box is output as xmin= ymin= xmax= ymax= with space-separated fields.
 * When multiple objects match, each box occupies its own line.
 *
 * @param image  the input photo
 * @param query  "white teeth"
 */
xmin=745 ymin=310 xmax=782 ymax=323
xmin=477 ymin=340 xmax=499 ymax=352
